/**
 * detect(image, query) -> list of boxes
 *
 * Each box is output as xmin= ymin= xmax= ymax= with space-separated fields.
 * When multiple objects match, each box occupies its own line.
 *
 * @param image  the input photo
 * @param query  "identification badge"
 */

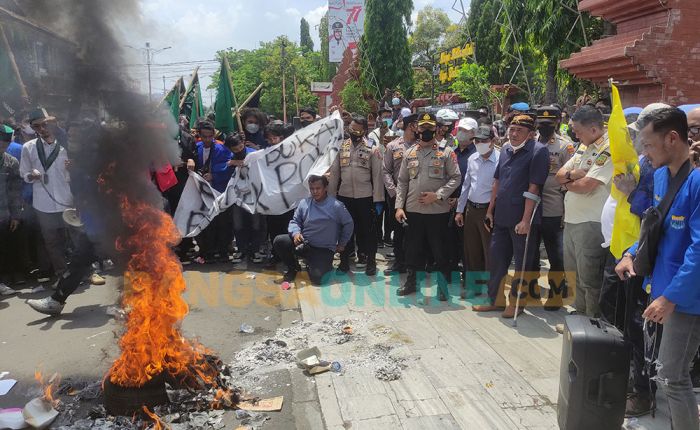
xmin=431 ymin=159 xmax=442 ymax=167
xmin=340 ymin=158 xmax=350 ymax=167
xmin=408 ymin=160 xmax=419 ymax=168
xmin=393 ymin=151 xmax=403 ymax=159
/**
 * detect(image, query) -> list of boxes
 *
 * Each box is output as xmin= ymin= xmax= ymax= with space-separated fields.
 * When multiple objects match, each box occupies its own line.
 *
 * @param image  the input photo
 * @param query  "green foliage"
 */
xmin=451 ymin=62 xmax=509 ymax=108
xmin=210 ymin=36 xmax=320 ymax=119
xmin=467 ymin=0 xmax=505 ymax=84
xmin=340 ymin=80 xmax=370 ymax=116
xmin=412 ymin=67 xmax=432 ymax=99
xmin=409 ymin=6 xmax=451 ymax=65
xmin=300 ymin=18 xmax=314 ymax=53
xmin=360 ymin=0 xmax=414 ymax=99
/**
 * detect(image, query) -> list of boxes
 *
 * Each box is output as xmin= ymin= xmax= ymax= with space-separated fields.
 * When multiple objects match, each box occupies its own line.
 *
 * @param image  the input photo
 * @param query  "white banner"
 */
xmin=174 ymin=112 xmax=345 ymax=237
xmin=328 ymin=0 xmax=365 ymax=63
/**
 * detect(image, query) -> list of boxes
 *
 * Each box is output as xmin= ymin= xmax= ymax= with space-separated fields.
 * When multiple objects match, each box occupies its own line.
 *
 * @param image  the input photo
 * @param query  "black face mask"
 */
xmin=350 ymin=133 xmax=363 ymax=143
xmin=420 ymin=129 xmax=435 ymax=142
xmin=537 ymin=124 xmax=556 ymax=142
xmin=300 ymin=120 xmax=312 ymax=128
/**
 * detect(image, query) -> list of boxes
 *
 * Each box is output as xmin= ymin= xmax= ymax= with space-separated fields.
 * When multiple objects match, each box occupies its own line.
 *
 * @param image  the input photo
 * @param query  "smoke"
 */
xmin=24 ymin=1 xmax=180 ymax=266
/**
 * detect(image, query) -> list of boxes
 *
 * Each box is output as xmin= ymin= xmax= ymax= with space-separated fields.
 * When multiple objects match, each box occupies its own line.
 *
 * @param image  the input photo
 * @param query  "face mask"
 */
xmin=420 ymin=129 xmax=435 ymax=142
xmin=245 ymin=123 xmax=259 ymax=134
xmin=395 ymin=129 xmax=404 ymax=137
xmin=383 ymin=118 xmax=393 ymax=128
xmin=475 ymin=142 xmax=492 ymax=155
xmin=456 ymin=131 xmax=471 ymax=142
xmin=349 ymin=131 xmax=364 ymax=143
xmin=510 ymin=140 xmax=526 ymax=151
xmin=300 ymin=120 xmax=312 ymax=128
xmin=392 ymin=97 xmax=400 ymax=106
xmin=537 ymin=124 xmax=555 ymax=142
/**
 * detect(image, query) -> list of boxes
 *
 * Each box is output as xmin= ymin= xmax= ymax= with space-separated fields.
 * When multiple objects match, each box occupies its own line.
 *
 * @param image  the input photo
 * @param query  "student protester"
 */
xmin=241 ymin=108 xmax=269 ymax=149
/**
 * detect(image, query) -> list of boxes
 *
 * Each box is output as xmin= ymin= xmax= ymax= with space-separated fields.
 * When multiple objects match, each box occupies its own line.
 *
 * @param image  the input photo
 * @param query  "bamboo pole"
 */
xmin=237 ymin=82 xmax=264 ymax=113
xmin=179 ymin=65 xmax=200 ymax=111
xmin=223 ymin=56 xmax=244 ymax=132
xmin=0 ymin=22 xmax=29 ymax=103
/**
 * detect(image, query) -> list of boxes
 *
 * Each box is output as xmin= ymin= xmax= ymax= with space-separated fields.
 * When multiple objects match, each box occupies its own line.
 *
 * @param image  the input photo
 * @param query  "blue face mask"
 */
xmin=383 ymin=118 xmax=393 ymax=128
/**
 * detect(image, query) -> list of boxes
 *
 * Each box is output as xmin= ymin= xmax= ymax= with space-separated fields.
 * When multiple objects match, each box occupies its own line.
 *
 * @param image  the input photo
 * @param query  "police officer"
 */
xmin=382 ymin=113 xmax=418 ymax=274
xmin=395 ymin=113 xmax=461 ymax=300
xmin=473 ymin=113 xmax=549 ymax=317
xmin=536 ymin=106 xmax=575 ymax=310
xmin=328 ymin=115 xmax=385 ymax=276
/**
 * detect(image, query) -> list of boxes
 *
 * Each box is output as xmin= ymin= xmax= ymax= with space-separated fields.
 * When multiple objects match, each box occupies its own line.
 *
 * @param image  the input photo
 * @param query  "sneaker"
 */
xmin=249 ymin=252 xmax=264 ymax=264
xmin=230 ymin=254 xmax=243 ymax=264
xmin=27 ymin=297 xmax=64 ymax=316
xmin=355 ymin=254 xmax=367 ymax=268
xmin=625 ymin=393 xmax=653 ymax=418
xmin=385 ymin=252 xmax=395 ymax=260
xmin=90 ymin=273 xmax=106 ymax=285
xmin=0 ymin=283 xmax=17 ymax=296
xmin=274 ymin=270 xmax=297 ymax=284
xmin=365 ymin=264 xmax=377 ymax=276
xmin=383 ymin=264 xmax=406 ymax=276
xmin=555 ymin=324 xmax=565 ymax=334
xmin=336 ymin=262 xmax=350 ymax=274
xmin=36 ymin=272 xmax=52 ymax=283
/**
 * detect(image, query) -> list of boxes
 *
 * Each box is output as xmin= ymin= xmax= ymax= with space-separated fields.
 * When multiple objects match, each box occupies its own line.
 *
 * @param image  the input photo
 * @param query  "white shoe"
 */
xmin=27 ymin=297 xmax=64 ymax=315
xmin=0 ymin=283 xmax=16 ymax=296
xmin=90 ymin=273 xmax=106 ymax=285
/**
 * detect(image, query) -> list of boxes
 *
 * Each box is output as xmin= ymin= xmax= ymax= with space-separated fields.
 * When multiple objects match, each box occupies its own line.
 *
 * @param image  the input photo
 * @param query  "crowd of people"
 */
xmin=1 ymin=94 xmax=700 ymax=426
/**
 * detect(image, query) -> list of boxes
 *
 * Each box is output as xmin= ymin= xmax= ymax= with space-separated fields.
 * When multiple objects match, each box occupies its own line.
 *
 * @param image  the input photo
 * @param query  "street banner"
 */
xmin=174 ymin=111 xmax=345 ymax=237
xmin=328 ymin=0 xmax=365 ymax=63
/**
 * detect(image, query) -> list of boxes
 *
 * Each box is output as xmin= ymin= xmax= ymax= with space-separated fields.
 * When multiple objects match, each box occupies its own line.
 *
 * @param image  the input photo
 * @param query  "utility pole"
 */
xmin=162 ymin=75 xmax=166 ymax=95
xmin=281 ymin=40 xmax=288 ymax=124
xmin=126 ymin=42 xmax=171 ymax=103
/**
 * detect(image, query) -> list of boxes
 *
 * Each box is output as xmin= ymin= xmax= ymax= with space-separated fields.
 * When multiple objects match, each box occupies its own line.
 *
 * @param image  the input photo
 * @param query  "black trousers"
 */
xmin=383 ymin=192 xmax=394 ymax=242
xmin=338 ymin=196 xmax=376 ymax=266
xmin=199 ymin=206 xmax=233 ymax=257
xmin=446 ymin=207 xmax=463 ymax=272
xmin=273 ymin=234 xmax=335 ymax=285
xmin=51 ymin=229 xmax=96 ymax=304
xmin=404 ymin=212 xmax=451 ymax=286
xmin=387 ymin=196 xmax=405 ymax=266
xmin=267 ymin=210 xmax=294 ymax=257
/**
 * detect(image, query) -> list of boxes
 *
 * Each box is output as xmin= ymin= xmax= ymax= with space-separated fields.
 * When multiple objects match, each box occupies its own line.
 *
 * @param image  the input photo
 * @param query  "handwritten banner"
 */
xmin=174 ymin=111 xmax=345 ymax=237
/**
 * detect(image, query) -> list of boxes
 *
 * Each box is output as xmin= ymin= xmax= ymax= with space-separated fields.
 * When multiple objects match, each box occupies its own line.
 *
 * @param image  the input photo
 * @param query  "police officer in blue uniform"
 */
xmin=473 ymin=113 xmax=549 ymax=317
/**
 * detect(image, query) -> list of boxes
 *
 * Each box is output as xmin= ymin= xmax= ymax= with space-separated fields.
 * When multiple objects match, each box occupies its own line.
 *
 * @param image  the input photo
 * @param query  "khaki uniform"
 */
xmin=328 ymin=138 xmax=385 ymax=202
xmin=382 ymin=136 xmax=414 ymax=198
xmin=395 ymin=143 xmax=461 ymax=214
xmin=542 ymin=135 xmax=576 ymax=217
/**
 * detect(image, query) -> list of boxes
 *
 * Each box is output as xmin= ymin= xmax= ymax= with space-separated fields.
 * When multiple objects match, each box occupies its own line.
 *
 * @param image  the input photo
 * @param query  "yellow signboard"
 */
xmin=438 ymin=42 xmax=475 ymax=84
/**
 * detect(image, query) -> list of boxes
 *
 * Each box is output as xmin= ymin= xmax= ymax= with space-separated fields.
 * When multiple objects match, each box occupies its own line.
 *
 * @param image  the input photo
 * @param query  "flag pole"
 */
xmin=223 ymin=57 xmax=244 ymax=132
xmin=157 ymin=77 xmax=183 ymax=108
xmin=179 ymin=66 xmax=201 ymax=111
xmin=237 ymin=82 xmax=264 ymax=113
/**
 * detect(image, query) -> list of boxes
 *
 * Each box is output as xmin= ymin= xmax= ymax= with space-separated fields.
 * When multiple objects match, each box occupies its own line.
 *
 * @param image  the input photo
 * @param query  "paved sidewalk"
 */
xmin=293 ymin=266 xmax=694 ymax=430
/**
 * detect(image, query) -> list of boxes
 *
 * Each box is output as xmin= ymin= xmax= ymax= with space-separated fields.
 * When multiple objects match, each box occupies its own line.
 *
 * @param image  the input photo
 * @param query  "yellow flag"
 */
xmin=609 ymin=82 xmax=641 ymax=258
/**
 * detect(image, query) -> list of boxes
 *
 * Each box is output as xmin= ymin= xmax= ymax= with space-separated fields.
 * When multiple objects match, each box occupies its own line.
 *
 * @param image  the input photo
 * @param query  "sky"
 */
xmin=120 ymin=0 xmax=469 ymax=100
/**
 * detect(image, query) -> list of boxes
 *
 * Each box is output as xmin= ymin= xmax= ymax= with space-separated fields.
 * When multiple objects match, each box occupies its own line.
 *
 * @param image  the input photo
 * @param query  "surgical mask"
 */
xmin=537 ymin=124 xmax=556 ymax=142
xmin=456 ymin=131 xmax=471 ymax=142
xmin=510 ymin=140 xmax=527 ymax=151
xmin=395 ymin=129 xmax=404 ymax=137
xmin=300 ymin=120 xmax=312 ymax=128
xmin=475 ymin=142 xmax=492 ymax=155
xmin=245 ymin=123 xmax=259 ymax=134
xmin=383 ymin=118 xmax=393 ymax=128
xmin=420 ymin=129 xmax=435 ymax=142
xmin=392 ymin=97 xmax=400 ymax=106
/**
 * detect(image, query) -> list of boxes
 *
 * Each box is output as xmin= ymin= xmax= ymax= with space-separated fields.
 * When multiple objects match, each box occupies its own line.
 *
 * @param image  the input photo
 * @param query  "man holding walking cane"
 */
xmin=473 ymin=114 xmax=549 ymax=317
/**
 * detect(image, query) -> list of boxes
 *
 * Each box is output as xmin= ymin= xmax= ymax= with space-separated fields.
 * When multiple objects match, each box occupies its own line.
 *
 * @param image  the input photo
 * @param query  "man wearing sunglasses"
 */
xmin=19 ymin=107 xmax=73 ymax=283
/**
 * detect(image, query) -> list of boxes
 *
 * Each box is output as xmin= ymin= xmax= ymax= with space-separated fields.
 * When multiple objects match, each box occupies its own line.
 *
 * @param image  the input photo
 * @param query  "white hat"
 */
xmin=629 ymin=103 xmax=671 ymax=131
xmin=400 ymin=107 xmax=412 ymax=118
xmin=457 ymin=117 xmax=478 ymax=131
xmin=436 ymin=109 xmax=459 ymax=124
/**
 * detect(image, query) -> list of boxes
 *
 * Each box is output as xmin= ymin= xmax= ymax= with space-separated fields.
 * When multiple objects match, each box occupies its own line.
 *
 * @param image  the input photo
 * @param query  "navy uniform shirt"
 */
xmin=493 ymin=139 xmax=549 ymax=227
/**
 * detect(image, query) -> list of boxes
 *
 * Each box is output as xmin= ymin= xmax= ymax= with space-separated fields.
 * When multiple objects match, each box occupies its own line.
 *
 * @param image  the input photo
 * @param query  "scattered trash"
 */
xmin=280 ymin=281 xmax=291 ymax=290
xmin=246 ymin=273 xmax=256 ymax=280
xmin=331 ymin=362 xmax=342 ymax=373
xmin=240 ymin=324 xmax=255 ymax=334
xmin=105 ymin=306 xmax=127 ymax=320
xmin=0 ymin=379 xmax=17 ymax=396
xmin=238 ymin=396 xmax=284 ymax=412
xmin=0 ymin=408 xmax=25 ymax=430
xmin=264 ymin=339 xmax=287 ymax=348
xmin=375 ymin=362 xmax=403 ymax=381
xmin=22 ymin=398 xmax=58 ymax=430
xmin=342 ymin=326 xmax=353 ymax=334
xmin=264 ymin=316 xmax=271 ymax=321
xmin=485 ymin=382 xmax=494 ymax=389
xmin=235 ymin=409 xmax=250 ymax=419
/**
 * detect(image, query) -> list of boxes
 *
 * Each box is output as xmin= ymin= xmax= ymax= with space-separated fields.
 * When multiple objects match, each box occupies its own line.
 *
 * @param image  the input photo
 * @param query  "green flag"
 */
xmin=161 ymin=77 xmax=183 ymax=122
xmin=214 ymin=57 xmax=237 ymax=133
xmin=181 ymin=69 xmax=203 ymax=129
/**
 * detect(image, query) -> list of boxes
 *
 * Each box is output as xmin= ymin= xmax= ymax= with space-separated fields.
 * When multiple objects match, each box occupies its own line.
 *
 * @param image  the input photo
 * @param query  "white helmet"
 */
xmin=436 ymin=108 xmax=459 ymax=125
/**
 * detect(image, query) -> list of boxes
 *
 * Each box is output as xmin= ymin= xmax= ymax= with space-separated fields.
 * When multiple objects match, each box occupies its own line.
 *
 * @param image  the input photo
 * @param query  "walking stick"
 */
xmin=512 ymin=192 xmax=542 ymax=328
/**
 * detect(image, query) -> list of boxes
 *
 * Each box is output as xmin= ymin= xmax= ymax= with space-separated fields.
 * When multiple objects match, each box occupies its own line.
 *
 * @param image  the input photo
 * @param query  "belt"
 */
xmin=468 ymin=200 xmax=489 ymax=209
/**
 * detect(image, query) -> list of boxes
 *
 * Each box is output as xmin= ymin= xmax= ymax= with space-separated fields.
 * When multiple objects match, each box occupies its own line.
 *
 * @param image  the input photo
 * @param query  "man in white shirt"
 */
xmin=455 ymin=126 xmax=500 ymax=298
xmin=19 ymin=108 xmax=73 ymax=280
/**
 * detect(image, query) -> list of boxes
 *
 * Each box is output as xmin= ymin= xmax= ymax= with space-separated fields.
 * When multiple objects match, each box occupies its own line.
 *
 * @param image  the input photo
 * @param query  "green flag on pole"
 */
xmin=180 ymin=68 xmax=203 ymax=129
xmin=161 ymin=77 xmax=183 ymax=122
xmin=214 ymin=57 xmax=238 ymax=133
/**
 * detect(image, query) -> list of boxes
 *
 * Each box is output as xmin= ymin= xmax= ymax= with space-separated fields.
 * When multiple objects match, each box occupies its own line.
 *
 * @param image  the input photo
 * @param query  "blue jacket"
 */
xmin=628 ymin=156 xmax=655 ymax=218
xmin=628 ymin=167 xmax=700 ymax=315
xmin=196 ymin=142 xmax=233 ymax=192
xmin=288 ymin=196 xmax=354 ymax=251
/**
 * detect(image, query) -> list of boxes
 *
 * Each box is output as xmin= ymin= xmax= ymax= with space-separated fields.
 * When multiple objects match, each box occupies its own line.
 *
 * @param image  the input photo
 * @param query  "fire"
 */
xmin=34 ymin=369 xmax=61 ymax=408
xmin=141 ymin=406 xmax=165 ymax=430
xmin=108 ymin=197 xmax=218 ymax=388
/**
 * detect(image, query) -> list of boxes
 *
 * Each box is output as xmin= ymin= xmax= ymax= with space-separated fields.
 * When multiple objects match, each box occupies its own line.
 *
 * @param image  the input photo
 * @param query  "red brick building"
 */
xmin=560 ymin=0 xmax=700 ymax=106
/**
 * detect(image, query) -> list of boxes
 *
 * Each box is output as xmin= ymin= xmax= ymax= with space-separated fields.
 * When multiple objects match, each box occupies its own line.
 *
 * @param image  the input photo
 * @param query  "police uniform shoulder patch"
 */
xmin=594 ymin=151 xmax=611 ymax=166
xmin=566 ymin=144 xmax=576 ymax=155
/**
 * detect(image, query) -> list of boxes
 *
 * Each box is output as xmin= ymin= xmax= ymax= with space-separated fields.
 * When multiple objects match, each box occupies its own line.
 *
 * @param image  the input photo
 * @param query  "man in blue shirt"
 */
xmin=473 ymin=114 xmax=549 ymax=317
xmin=273 ymin=175 xmax=354 ymax=285
xmin=616 ymin=107 xmax=700 ymax=429
xmin=194 ymin=121 xmax=233 ymax=263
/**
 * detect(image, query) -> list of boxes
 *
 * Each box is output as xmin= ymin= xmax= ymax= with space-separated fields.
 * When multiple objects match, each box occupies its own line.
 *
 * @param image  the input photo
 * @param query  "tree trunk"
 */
xmin=544 ymin=58 xmax=558 ymax=104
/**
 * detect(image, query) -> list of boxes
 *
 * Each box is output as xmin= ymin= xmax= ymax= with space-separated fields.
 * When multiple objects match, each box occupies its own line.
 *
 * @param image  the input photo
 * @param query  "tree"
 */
xmin=467 ymin=0 xmax=505 ymax=84
xmin=409 ymin=6 xmax=451 ymax=65
xmin=318 ymin=13 xmax=335 ymax=81
xmin=360 ymin=0 xmax=414 ymax=99
xmin=300 ymin=18 xmax=314 ymax=53
xmin=340 ymin=80 xmax=370 ymax=116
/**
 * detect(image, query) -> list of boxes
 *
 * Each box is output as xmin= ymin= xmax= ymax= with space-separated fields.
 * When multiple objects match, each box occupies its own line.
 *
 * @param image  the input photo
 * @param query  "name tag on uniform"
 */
xmin=431 ymin=159 xmax=442 ymax=167
xmin=340 ymin=158 xmax=350 ymax=167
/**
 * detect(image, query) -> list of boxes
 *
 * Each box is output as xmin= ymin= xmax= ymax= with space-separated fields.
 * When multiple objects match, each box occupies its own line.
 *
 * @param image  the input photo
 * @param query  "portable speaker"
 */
xmin=558 ymin=315 xmax=631 ymax=430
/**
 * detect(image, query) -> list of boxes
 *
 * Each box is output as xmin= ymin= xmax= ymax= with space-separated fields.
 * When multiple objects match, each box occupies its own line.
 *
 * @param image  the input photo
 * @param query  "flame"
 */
xmin=142 ymin=406 xmax=166 ymax=430
xmin=34 ymin=369 xmax=61 ymax=408
xmin=108 ymin=197 xmax=218 ymax=388
xmin=211 ymin=388 xmax=234 ymax=410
